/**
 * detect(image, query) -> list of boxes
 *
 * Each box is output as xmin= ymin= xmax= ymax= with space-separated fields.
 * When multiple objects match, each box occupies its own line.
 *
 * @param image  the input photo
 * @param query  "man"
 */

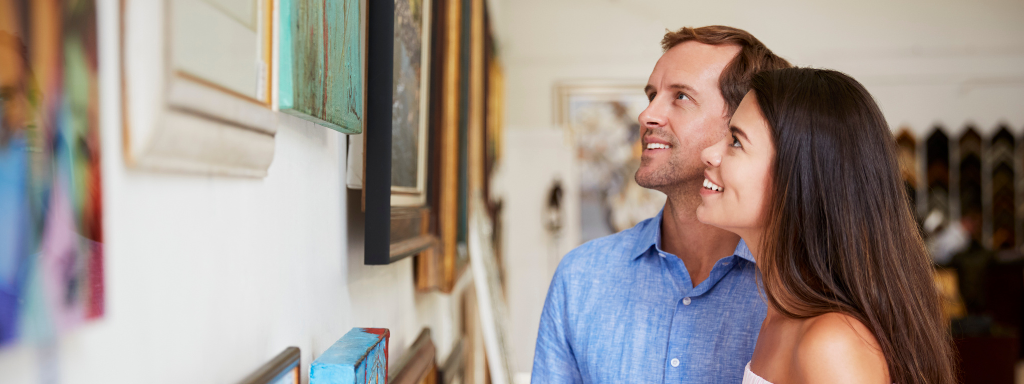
xmin=532 ymin=26 xmax=790 ymax=383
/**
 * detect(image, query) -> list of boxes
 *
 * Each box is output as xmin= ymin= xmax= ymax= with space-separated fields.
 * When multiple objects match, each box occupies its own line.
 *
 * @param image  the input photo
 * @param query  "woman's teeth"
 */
xmin=703 ymin=179 xmax=723 ymax=192
xmin=646 ymin=143 xmax=671 ymax=150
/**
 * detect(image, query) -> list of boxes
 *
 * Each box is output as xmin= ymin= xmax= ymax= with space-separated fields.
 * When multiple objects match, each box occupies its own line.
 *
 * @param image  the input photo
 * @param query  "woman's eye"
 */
xmin=730 ymin=135 xmax=741 ymax=148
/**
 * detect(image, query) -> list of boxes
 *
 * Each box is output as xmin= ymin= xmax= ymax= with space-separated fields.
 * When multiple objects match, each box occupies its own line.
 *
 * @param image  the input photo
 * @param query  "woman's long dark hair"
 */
xmin=751 ymin=68 xmax=955 ymax=384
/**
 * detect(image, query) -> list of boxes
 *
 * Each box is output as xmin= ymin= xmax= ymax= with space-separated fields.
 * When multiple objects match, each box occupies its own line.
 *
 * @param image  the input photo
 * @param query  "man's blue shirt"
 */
xmin=531 ymin=210 xmax=766 ymax=383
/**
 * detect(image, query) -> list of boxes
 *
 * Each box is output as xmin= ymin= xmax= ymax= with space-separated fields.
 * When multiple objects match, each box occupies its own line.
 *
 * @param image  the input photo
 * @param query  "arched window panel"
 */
xmin=926 ymin=128 xmax=951 ymax=222
xmin=895 ymin=129 xmax=920 ymax=218
xmin=959 ymin=128 xmax=983 ymax=220
xmin=990 ymin=126 xmax=1015 ymax=250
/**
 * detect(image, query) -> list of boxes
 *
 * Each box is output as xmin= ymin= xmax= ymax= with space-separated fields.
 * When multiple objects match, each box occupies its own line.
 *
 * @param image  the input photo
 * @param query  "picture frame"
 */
xmin=388 ymin=328 xmax=438 ymax=384
xmin=310 ymin=328 xmax=390 ymax=384
xmin=278 ymin=0 xmax=366 ymax=134
xmin=238 ymin=347 xmax=301 ymax=384
xmin=365 ymin=0 xmax=436 ymax=264
xmin=121 ymin=0 xmax=277 ymax=178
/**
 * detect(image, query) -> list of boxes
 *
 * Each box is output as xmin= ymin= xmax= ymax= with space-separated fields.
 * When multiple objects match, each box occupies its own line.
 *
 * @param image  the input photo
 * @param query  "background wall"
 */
xmin=0 ymin=0 xmax=467 ymax=383
xmin=492 ymin=0 xmax=1024 ymax=377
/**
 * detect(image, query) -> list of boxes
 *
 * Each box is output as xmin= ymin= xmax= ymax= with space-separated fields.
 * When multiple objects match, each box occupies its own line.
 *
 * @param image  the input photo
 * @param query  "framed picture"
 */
xmin=0 ymin=0 xmax=104 ymax=347
xmin=310 ymin=328 xmax=390 ymax=384
xmin=556 ymin=82 xmax=666 ymax=243
xmin=238 ymin=347 xmax=301 ymax=384
xmin=388 ymin=328 xmax=438 ymax=384
xmin=278 ymin=0 xmax=365 ymax=134
xmin=121 ymin=0 xmax=276 ymax=177
xmin=468 ymin=193 xmax=512 ymax=384
xmin=413 ymin=0 xmax=482 ymax=289
xmin=364 ymin=0 xmax=435 ymax=264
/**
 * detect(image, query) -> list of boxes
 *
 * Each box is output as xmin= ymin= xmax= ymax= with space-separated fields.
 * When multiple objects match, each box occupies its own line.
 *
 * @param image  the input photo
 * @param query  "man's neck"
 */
xmin=660 ymin=192 xmax=741 ymax=288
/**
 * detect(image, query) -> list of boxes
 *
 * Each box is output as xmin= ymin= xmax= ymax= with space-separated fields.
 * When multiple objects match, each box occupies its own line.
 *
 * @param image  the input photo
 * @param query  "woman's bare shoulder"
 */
xmin=791 ymin=312 xmax=889 ymax=384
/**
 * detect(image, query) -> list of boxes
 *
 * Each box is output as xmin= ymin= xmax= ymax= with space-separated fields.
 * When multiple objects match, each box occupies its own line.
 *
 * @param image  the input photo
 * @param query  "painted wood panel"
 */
xmin=280 ymin=0 xmax=363 ymax=134
xmin=310 ymin=328 xmax=389 ymax=384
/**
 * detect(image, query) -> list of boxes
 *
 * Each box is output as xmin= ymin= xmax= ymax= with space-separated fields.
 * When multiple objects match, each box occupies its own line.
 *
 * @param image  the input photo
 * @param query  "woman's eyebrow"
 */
xmin=730 ymin=125 xmax=749 ymax=142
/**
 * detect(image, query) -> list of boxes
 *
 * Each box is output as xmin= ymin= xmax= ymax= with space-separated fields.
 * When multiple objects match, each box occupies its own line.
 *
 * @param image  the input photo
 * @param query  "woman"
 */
xmin=697 ymin=68 xmax=955 ymax=384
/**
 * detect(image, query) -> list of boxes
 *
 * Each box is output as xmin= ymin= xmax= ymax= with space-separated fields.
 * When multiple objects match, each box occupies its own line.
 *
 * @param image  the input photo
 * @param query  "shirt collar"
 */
xmin=631 ymin=209 xmax=756 ymax=264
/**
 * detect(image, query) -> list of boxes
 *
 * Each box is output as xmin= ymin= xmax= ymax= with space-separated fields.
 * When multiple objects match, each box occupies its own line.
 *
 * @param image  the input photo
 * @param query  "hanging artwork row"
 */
xmin=893 ymin=125 xmax=1024 ymax=254
xmin=0 ymin=0 xmax=104 ymax=347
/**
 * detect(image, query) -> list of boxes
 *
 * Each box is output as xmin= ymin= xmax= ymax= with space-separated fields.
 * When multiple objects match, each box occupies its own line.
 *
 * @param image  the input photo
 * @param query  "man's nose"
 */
xmin=638 ymin=97 xmax=667 ymax=128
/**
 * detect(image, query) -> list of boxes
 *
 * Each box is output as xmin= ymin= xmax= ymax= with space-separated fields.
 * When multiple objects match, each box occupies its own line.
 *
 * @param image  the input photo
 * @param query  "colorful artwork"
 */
xmin=310 ymin=328 xmax=390 ymax=384
xmin=279 ymin=0 xmax=363 ymax=134
xmin=0 ymin=0 xmax=103 ymax=347
xmin=558 ymin=84 xmax=666 ymax=243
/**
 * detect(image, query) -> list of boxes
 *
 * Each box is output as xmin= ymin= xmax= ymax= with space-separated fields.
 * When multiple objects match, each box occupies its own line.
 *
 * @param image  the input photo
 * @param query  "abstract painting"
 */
xmin=310 ymin=328 xmax=390 ymax=384
xmin=279 ymin=0 xmax=363 ymax=134
xmin=0 ymin=0 xmax=103 ymax=346
xmin=390 ymin=0 xmax=431 ymax=206
xmin=557 ymin=83 xmax=666 ymax=243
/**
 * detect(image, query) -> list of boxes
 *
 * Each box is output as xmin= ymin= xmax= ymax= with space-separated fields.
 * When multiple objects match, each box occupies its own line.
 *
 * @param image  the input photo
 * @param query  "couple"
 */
xmin=532 ymin=26 xmax=955 ymax=384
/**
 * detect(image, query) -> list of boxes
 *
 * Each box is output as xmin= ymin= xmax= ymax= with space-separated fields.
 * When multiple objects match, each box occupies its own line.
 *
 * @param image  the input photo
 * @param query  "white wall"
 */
xmin=496 ymin=129 xmax=579 ymax=377
xmin=493 ymin=0 xmax=1024 ymax=377
xmin=0 ymin=0 xmax=466 ymax=383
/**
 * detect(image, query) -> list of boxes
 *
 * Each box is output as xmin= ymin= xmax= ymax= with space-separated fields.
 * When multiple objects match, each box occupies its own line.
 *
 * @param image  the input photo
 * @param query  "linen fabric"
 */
xmin=531 ymin=210 xmax=767 ymax=383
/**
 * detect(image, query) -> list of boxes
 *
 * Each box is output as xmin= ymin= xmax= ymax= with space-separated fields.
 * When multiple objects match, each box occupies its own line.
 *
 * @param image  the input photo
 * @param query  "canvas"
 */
xmin=0 ymin=0 xmax=103 ymax=346
xmin=557 ymin=83 xmax=667 ymax=243
xmin=310 ymin=328 xmax=390 ymax=384
xmin=279 ymin=0 xmax=364 ymax=134
xmin=390 ymin=0 xmax=432 ymax=206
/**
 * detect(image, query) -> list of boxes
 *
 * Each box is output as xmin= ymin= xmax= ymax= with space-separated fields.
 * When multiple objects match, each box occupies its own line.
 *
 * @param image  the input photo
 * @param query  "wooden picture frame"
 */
xmin=365 ymin=0 xmax=436 ymax=264
xmin=310 ymin=328 xmax=390 ymax=384
xmin=238 ymin=347 xmax=301 ymax=384
xmin=388 ymin=328 xmax=438 ymax=384
xmin=278 ymin=0 xmax=366 ymax=134
xmin=121 ymin=0 xmax=276 ymax=178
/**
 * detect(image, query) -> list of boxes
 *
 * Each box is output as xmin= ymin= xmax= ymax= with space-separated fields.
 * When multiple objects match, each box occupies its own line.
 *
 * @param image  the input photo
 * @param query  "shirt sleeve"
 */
xmin=531 ymin=261 xmax=584 ymax=384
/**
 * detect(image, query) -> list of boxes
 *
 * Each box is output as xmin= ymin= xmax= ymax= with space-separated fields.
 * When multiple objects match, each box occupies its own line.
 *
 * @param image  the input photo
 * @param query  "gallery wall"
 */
xmin=0 ymin=0 xmax=467 ymax=383
xmin=492 ymin=0 xmax=1024 ymax=376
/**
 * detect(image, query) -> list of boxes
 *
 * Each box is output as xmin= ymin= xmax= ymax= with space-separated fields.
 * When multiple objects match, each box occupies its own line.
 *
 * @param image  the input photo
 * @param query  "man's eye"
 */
xmin=677 ymin=93 xmax=689 ymax=101
xmin=730 ymin=135 xmax=741 ymax=148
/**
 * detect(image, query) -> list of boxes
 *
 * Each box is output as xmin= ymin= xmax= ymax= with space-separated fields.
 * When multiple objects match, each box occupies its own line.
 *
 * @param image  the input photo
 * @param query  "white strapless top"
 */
xmin=743 ymin=362 xmax=773 ymax=384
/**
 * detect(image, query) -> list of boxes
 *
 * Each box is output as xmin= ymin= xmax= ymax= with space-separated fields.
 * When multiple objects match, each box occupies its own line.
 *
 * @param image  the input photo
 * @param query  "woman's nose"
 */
xmin=701 ymin=139 xmax=723 ymax=167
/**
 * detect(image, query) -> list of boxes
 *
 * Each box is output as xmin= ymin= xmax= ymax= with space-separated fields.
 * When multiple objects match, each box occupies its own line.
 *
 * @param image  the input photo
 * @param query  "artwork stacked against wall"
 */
xmin=0 ymin=0 xmax=104 ymax=347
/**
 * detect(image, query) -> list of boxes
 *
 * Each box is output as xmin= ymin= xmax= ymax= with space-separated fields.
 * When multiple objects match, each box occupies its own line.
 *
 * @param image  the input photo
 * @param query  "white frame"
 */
xmin=122 ymin=0 xmax=276 ymax=177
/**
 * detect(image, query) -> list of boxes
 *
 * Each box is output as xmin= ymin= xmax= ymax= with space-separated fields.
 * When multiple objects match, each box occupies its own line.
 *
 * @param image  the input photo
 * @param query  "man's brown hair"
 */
xmin=662 ymin=26 xmax=790 ymax=115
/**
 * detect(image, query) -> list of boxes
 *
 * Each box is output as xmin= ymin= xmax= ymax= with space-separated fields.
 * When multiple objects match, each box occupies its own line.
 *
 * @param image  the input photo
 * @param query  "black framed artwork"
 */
xmin=365 ymin=0 xmax=436 ymax=265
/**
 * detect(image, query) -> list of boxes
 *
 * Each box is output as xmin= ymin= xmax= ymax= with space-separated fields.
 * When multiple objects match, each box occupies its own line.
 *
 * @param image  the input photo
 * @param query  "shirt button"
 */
xmin=682 ymin=297 xmax=692 ymax=305
xmin=671 ymin=358 xmax=680 ymax=367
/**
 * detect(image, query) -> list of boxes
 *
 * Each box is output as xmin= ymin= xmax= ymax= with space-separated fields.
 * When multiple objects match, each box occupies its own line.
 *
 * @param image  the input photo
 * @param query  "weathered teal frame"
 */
xmin=279 ymin=0 xmax=364 ymax=134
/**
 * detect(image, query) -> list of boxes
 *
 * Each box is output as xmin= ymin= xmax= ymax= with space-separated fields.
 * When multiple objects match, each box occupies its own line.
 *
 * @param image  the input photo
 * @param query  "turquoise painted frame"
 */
xmin=310 ymin=328 xmax=390 ymax=383
xmin=279 ymin=0 xmax=364 ymax=134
